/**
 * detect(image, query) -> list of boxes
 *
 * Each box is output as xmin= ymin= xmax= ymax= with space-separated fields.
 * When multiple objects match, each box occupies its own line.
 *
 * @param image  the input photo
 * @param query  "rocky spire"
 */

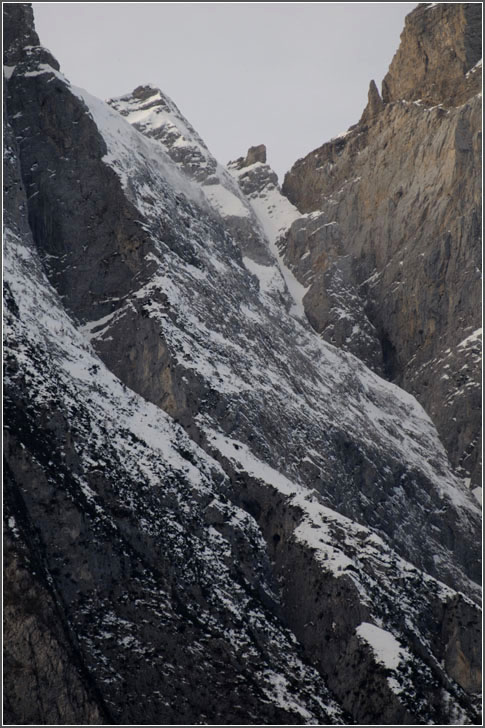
xmin=229 ymin=144 xmax=267 ymax=170
xmin=244 ymin=144 xmax=266 ymax=165
xmin=359 ymin=79 xmax=385 ymax=125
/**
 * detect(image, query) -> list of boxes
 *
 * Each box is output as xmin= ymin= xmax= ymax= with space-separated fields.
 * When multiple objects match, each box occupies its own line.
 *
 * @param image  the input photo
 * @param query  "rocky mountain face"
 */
xmin=381 ymin=3 xmax=482 ymax=107
xmin=3 ymin=4 xmax=482 ymax=726
xmin=281 ymin=2 xmax=482 ymax=489
xmin=108 ymin=85 xmax=274 ymax=267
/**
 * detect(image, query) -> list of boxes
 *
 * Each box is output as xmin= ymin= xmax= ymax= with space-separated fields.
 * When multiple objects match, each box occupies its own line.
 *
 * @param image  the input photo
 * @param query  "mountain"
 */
xmin=281 ymin=2 xmax=482 ymax=489
xmin=3 ymin=3 xmax=482 ymax=725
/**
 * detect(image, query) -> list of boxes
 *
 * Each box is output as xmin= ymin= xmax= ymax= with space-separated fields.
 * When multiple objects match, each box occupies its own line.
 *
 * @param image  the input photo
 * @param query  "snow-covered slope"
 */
xmin=108 ymin=86 xmax=312 ymax=319
xmin=227 ymin=154 xmax=308 ymax=318
xmin=4 ymin=123 xmax=348 ymax=724
xmin=3 ymin=5 xmax=482 ymax=725
xmin=109 ymin=86 xmax=262 ymax=231
xmin=97 ymin=83 xmax=480 ymax=592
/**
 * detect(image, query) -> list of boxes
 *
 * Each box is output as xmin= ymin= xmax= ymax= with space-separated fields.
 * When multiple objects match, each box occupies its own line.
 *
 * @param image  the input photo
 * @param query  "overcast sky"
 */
xmin=32 ymin=2 xmax=416 ymax=181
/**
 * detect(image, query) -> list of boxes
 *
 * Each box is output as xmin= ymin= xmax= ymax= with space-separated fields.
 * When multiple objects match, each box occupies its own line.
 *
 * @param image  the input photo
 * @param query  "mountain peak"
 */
xmin=381 ymin=2 xmax=482 ymax=106
xmin=132 ymin=82 xmax=160 ymax=97
xmin=108 ymin=83 xmax=212 ymax=181
xmin=109 ymin=84 xmax=182 ymax=120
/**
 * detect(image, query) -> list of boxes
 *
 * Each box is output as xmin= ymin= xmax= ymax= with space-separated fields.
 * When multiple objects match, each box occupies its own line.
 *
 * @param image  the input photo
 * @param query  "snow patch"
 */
xmin=457 ymin=328 xmax=481 ymax=349
xmin=242 ymin=257 xmax=286 ymax=297
xmin=204 ymin=183 xmax=250 ymax=218
xmin=356 ymin=622 xmax=410 ymax=671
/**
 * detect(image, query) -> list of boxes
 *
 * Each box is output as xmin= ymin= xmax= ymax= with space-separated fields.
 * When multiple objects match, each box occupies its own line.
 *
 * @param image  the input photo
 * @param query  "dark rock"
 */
xmin=3 ymin=3 xmax=39 ymax=65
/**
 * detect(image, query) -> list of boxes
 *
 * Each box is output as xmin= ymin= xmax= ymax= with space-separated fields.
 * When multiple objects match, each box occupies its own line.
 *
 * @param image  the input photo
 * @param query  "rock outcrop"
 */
xmin=230 ymin=143 xmax=267 ymax=169
xmin=281 ymin=2 xmax=482 ymax=487
xmin=3 ymin=3 xmax=482 ymax=725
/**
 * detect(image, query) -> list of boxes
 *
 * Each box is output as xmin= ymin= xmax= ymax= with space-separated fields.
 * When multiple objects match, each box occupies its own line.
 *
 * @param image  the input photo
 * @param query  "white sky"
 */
xmin=32 ymin=2 xmax=417 ymax=181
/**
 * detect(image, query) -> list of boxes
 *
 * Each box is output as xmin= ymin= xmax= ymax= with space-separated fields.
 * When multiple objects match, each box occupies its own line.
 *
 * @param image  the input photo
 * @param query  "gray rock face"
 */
xmin=3 ymin=3 xmax=482 ymax=726
xmin=381 ymin=3 xmax=482 ymax=107
xmin=281 ymin=212 xmax=384 ymax=371
xmin=245 ymin=143 xmax=267 ymax=165
xmin=281 ymin=2 xmax=482 ymax=486
xmin=359 ymin=79 xmax=385 ymax=125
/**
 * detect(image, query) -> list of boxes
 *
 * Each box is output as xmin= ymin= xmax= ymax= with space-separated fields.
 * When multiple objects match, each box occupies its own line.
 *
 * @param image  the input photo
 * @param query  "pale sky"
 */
xmin=32 ymin=2 xmax=417 ymax=181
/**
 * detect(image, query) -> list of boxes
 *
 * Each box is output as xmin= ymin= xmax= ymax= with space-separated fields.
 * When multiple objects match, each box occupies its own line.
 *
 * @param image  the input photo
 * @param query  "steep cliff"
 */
xmin=381 ymin=3 xmax=482 ymax=107
xmin=3 ymin=3 xmax=482 ymax=725
xmin=282 ymin=2 xmax=482 ymax=488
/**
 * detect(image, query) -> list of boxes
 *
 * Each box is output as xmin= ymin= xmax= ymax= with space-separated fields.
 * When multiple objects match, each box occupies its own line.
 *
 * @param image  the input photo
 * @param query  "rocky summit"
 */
xmin=3 ymin=3 xmax=482 ymax=726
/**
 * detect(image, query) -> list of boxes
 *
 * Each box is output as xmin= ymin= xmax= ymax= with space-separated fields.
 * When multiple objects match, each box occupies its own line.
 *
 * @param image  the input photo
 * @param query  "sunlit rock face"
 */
xmin=3 ymin=3 xmax=481 ymax=726
xmin=281 ymin=2 xmax=482 ymax=487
